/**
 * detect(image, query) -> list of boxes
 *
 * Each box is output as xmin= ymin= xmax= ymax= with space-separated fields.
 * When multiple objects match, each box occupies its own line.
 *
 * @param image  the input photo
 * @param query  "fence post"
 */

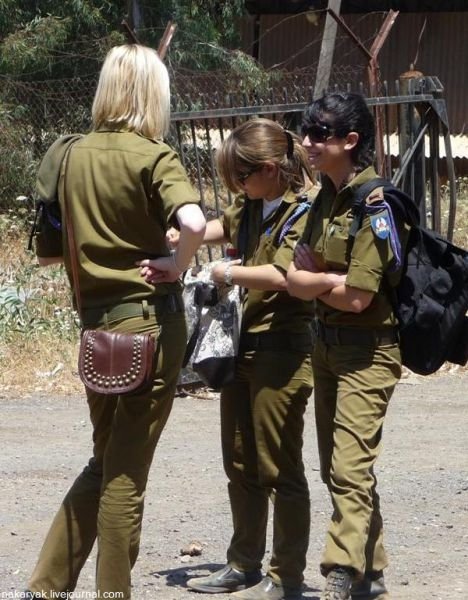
xmin=398 ymin=69 xmax=426 ymax=218
xmin=313 ymin=0 xmax=342 ymax=100
xmin=325 ymin=9 xmax=398 ymax=177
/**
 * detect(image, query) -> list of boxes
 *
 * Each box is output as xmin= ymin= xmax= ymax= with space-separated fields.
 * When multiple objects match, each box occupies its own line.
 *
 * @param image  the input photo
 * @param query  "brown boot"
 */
xmin=187 ymin=564 xmax=262 ymax=593
xmin=232 ymin=576 xmax=302 ymax=600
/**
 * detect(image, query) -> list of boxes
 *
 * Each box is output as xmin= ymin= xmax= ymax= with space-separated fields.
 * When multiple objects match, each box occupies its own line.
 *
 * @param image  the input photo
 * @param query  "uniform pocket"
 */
xmin=323 ymin=221 xmax=349 ymax=268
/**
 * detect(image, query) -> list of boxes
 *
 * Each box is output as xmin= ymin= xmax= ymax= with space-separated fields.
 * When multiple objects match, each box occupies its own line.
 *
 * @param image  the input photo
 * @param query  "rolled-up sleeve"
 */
xmin=151 ymin=145 xmax=200 ymax=223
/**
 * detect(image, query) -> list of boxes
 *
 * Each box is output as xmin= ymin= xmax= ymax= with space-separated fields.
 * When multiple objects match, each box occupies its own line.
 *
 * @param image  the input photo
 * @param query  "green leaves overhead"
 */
xmin=0 ymin=0 xmax=247 ymax=78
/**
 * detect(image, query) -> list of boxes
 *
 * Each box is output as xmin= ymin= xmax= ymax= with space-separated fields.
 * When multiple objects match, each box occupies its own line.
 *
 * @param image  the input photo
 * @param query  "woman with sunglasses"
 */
xmin=149 ymin=118 xmax=317 ymax=600
xmin=287 ymin=93 xmax=408 ymax=600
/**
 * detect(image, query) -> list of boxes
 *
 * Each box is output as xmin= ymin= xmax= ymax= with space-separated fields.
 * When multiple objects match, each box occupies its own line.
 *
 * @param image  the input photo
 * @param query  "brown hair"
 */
xmin=216 ymin=118 xmax=316 ymax=194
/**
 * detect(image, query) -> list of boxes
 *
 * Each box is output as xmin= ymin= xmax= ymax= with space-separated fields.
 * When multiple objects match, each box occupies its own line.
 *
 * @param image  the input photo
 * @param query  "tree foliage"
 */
xmin=0 ymin=0 xmax=126 ymax=78
xmin=0 ymin=0 xmax=248 ymax=79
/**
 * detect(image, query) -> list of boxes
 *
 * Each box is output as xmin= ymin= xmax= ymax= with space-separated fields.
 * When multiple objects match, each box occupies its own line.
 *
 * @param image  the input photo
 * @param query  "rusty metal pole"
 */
xmin=398 ymin=69 xmax=425 ymax=207
xmin=121 ymin=19 xmax=140 ymax=44
xmin=158 ymin=21 xmax=177 ymax=60
xmin=368 ymin=10 xmax=399 ymax=176
xmin=327 ymin=9 xmax=399 ymax=176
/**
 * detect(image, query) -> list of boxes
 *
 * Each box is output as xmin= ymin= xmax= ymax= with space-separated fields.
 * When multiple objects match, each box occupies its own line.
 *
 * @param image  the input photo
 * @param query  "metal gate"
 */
xmin=169 ymin=76 xmax=457 ymax=241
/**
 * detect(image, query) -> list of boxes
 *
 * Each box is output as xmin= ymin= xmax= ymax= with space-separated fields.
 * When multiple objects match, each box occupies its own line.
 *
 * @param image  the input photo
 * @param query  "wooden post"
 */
xmin=313 ymin=0 xmax=342 ymax=100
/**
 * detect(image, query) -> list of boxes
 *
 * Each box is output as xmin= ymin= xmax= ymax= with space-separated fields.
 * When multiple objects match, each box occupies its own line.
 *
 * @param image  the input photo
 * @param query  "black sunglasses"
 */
xmin=237 ymin=166 xmax=261 ymax=183
xmin=302 ymin=121 xmax=336 ymax=143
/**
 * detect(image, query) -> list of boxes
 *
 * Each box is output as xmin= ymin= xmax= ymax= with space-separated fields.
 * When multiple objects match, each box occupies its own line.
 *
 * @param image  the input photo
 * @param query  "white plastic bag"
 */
xmin=182 ymin=262 xmax=242 ymax=389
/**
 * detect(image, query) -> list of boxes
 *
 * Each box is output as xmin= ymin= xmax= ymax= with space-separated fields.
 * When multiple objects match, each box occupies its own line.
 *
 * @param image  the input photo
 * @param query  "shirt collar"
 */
xmin=321 ymin=166 xmax=378 ymax=199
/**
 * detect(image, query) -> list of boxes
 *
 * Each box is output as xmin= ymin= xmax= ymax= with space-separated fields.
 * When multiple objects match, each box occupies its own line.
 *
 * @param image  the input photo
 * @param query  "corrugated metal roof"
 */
xmin=387 ymin=134 xmax=468 ymax=158
xmin=245 ymin=1 xmax=468 ymax=14
xmin=240 ymin=11 xmax=468 ymax=134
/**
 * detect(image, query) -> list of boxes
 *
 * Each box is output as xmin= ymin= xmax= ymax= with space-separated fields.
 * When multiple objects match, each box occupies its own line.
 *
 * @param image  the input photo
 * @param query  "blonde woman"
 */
xmin=26 ymin=44 xmax=205 ymax=599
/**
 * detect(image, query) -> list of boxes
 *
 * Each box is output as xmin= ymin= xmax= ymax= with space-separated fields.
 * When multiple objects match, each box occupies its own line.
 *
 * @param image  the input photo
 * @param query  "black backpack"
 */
xmin=351 ymin=178 xmax=468 ymax=375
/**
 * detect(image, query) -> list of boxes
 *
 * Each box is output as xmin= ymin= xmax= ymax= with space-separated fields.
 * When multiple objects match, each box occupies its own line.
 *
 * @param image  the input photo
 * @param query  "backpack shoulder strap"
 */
xmin=237 ymin=203 xmax=249 ymax=260
xmin=36 ymin=134 xmax=84 ymax=204
xmin=352 ymin=177 xmax=389 ymax=208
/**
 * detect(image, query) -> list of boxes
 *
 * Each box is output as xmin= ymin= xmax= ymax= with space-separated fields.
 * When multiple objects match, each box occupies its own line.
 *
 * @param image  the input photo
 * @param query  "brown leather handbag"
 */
xmin=62 ymin=147 xmax=155 ymax=396
xmin=78 ymin=329 xmax=155 ymax=395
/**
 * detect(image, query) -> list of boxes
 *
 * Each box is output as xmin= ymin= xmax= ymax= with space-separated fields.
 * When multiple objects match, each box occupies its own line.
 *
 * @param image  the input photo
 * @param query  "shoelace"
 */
xmin=323 ymin=569 xmax=351 ymax=600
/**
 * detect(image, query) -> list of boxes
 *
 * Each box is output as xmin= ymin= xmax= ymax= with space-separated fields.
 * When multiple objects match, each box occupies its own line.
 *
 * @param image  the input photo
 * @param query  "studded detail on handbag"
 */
xmin=78 ymin=329 xmax=155 ymax=395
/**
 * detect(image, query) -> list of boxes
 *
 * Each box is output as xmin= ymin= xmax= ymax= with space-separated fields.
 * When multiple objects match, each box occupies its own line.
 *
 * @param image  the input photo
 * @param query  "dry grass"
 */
xmin=1 ymin=183 xmax=467 ymax=396
xmin=0 ymin=224 xmax=82 ymax=394
xmin=2 ymin=337 xmax=82 ymax=395
xmin=442 ymin=177 xmax=468 ymax=248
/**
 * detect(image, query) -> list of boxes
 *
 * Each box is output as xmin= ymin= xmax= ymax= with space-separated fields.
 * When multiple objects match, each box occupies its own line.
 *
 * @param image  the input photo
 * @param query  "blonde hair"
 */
xmin=92 ymin=44 xmax=170 ymax=140
xmin=216 ymin=118 xmax=315 ymax=194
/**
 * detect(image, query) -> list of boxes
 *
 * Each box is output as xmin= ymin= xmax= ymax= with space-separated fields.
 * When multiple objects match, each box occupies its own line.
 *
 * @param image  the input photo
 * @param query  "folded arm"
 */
xmin=210 ymin=262 xmax=286 ymax=291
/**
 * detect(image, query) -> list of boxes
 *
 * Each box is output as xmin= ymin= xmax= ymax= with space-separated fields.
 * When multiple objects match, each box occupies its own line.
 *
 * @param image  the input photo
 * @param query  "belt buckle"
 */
xmin=251 ymin=335 xmax=261 ymax=350
xmin=313 ymin=319 xmax=328 ymax=343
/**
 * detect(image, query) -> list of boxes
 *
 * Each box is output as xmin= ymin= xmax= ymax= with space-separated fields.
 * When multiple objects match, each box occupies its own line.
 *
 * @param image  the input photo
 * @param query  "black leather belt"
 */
xmin=313 ymin=319 xmax=398 ymax=346
xmin=240 ymin=330 xmax=313 ymax=353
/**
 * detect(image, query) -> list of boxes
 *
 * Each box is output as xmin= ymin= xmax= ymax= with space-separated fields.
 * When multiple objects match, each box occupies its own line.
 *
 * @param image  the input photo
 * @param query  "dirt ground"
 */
xmin=0 ymin=369 xmax=467 ymax=600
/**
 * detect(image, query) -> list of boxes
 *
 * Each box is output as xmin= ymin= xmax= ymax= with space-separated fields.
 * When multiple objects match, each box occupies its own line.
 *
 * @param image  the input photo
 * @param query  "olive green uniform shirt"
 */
xmin=35 ymin=130 xmax=199 ymax=308
xmin=221 ymin=189 xmax=316 ymax=334
xmin=302 ymin=166 xmax=409 ymax=329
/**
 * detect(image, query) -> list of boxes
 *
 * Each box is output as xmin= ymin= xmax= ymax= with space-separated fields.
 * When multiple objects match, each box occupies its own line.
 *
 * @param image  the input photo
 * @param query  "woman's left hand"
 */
xmin=210 ymin=259 xmax=242 ymax=284
xmin=137 ymin=256 xmax=182 ymax=284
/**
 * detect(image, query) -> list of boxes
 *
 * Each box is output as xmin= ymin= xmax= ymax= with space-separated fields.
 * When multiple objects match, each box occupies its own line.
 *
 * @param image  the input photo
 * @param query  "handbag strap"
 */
xmin=60 ymin=145 xmax=84 ymax=321
xmin=237 ymin=204 xmax=249 ymax=259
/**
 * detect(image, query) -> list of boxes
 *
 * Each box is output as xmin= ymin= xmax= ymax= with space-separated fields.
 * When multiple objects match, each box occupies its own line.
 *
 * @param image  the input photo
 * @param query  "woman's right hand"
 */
xmin=210 ymin=259 xmax=242 ymax=284
xmin=294 ymin=243 xmax=318 ymax=272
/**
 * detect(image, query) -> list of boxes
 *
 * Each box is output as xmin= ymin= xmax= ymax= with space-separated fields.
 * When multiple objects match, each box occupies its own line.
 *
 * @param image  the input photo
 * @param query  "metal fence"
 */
xmin=0 ymin=71 xmax=458 ymax=239
xmin=169 ymin=76 xmax=458 ymax=239
xmin=0 ymin=63 xmax=363 ymax=209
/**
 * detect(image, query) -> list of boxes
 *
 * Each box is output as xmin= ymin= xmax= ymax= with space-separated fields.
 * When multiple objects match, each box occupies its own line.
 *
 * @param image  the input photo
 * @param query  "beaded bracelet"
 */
xmin=224 ymin=263 xmax=234 ymax=286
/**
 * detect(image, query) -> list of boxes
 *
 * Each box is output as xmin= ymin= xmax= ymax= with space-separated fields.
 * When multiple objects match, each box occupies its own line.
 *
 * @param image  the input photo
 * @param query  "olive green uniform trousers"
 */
xmin=312 ymin=338 xmax=401 ymax=578
xmin=28 ymin=305 xmax=186 ymax=599
xmin=221 ymin=347 xmax=313 ymax=589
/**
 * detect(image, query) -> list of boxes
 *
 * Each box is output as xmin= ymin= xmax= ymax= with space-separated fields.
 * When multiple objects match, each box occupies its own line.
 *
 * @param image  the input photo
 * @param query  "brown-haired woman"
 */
xmin=154 ymin=118 xmax=317 ymax=600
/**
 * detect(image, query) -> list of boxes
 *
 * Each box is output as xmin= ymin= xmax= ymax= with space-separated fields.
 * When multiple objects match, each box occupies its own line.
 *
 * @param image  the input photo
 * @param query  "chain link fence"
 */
xmin=0 ymin=63 xmax=365 ymax=211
